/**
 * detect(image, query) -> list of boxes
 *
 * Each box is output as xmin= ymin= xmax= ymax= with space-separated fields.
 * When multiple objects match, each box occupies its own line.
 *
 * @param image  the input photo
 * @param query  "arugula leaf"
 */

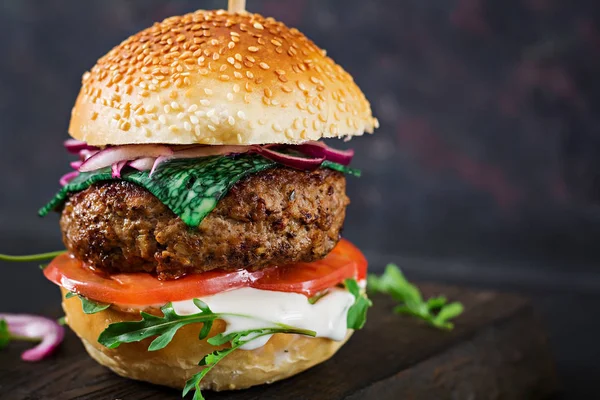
xmin=98 ymin=302 xmax=218 ymax=350
xmin=0 ymin=319 xmax=10 ymax=350
xmin=307 ymin=290 xmax=329 ymax=305
xmin=345 ymin=279 xmax=372 ymax=330
xmin=65 ymin=292 xmax=111 ymax=314
xmin=0 ymin=251 xmax=65 ymax=262
xmin=368 ymin=264 xmax=464 ymax=330
xmin=184 ymin=327 xmax=315 ymax=400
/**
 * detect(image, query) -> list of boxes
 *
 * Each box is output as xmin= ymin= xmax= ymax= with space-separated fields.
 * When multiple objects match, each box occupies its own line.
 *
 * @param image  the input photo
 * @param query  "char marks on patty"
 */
xmin=59 ymin=167 xmax=349 ymax=279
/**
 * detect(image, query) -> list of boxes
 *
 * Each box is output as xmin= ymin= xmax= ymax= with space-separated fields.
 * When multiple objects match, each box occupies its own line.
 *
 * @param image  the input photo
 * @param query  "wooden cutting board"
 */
xmin=0 ymin=284 xmax=558 ymax=400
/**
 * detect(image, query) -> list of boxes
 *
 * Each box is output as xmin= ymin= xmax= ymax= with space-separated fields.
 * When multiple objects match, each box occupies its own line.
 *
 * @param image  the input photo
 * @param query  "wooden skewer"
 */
xmin=228 ymin=0 xmax=246 ymax=13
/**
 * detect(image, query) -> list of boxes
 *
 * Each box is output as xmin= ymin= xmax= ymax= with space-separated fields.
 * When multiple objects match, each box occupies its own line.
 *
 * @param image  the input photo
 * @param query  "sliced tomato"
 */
xmin=43 ymin=239 xmax=367 ymax=306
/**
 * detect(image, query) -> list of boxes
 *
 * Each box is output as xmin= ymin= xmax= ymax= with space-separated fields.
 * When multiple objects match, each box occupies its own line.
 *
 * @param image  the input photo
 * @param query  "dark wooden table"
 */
xmin=0 ymin=284 xmax=557 ymax=400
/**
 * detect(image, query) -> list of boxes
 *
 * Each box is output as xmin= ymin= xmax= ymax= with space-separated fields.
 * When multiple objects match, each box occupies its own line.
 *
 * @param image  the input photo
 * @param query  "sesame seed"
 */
xmin=248 ymin=46 xmax=259 ymax=52
xmin=246 ymin=71 xmax=254 ymax=79
xmin=227 ymin=93 xmax=234 ymax=101
xmin=189 ymin=115 xmax=199 ymax=124
xmin=159 ymin=115 xmax=167 ymax=124
xmin=200 ymin=99 xmax=210 ymax=106
xmin=234 ymin=71 xmax=243 ymax=79
xmin=228 ymin=116 xmax=235 ymax=125
xmin=237 ymin=110 xmax=246 ymax=119
xmin=194 ymin=125 xmax=202 ymax=136
xmin=272 ymin=123 xmax=283 ymax=132
xmin=259 ymin=62 xmax=270 ymax=70
xmin=177 ymin=112 xmax=185 ymax=120
xmin=264 ymin=88 xmax=273 ymax=98
xmin=164 ymin=104 xmax=171 ymax=113
xmin=233 ymin=84 xmax=240 ymax=93
xmin=271 ymin=39 xmax=282 ymax=46
xmin=227 ymin=57 xmax=235 ymax=65
xmin=285 ymin=128 xmax=294 ymax=139
xmin=171 ymin=101 xmax=180 ymax=110
xmin=188 ymin=104 xmax=198 ymax=112
xmin=228 ymin=41 xmax=235 ymax=49
xmin=220 ymin=74 xmax=230 ymax=81
xmin=258 ymin=118 xmax=267 ymax=125
xmin=253 ymin=22 xmax=264 ymax=30
xmin=207 ymin=124 xmax=216 ymax=131
xmin=236 ymin=134 xmax=243 ymax=143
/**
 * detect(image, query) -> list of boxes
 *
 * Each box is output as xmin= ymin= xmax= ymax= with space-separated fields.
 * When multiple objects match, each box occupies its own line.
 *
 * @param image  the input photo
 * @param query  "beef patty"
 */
xmin=59 ymin=167 xmax=349 ymax=279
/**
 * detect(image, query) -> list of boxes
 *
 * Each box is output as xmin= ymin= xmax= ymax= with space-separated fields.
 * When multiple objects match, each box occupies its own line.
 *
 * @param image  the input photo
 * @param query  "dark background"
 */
xmin=1 ymin=0 xmax=599 ymax=398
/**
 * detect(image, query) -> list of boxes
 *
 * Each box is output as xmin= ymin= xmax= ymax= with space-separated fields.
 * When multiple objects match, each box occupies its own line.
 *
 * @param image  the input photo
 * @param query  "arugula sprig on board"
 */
xmin=98 ymin=279 xmax=369 ymax=399
xmin=65 ymin=292 xmax=111 ymax=315
xmin=0 ymin=319 xmax=10 ymax=350
xmin=368 ymin=264 xmax=463 ymax=330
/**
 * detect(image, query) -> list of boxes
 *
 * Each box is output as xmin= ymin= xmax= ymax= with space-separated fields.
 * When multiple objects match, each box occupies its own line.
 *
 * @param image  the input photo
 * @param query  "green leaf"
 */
xmin=98 ymin=301 xmax=216 ymax=350
xmin=368 ymin=264 xmax=464 ymax=331
xmin=65 ymin=292 xmax=110 ymax=314
xmin=426 ymin=296 xmax=448 ymax=312
xmin=307 ymin=290 xmax=329 ymax=305
xmin=40 ymin=155 xmax=359 ymax=228
xmin=0 ymin=319 xmax=10 ymax=350
xmin=0 ymin=250 xmax=66 ymax=262
xmin=183 ymin=327 xmax=315 ymax=400
xmin=57 ymin=316 xmax=67 ymax=326
xmin=79 ymin=297 xmax=111 ymax=314
xmin=432 ymin=302 xmax=464 ymax=330
xmin=345 ymin=279 xmax=372 ymax=330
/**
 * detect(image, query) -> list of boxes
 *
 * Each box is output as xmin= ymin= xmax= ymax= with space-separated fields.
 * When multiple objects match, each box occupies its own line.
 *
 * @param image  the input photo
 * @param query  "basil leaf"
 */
xmin=368 ymin=264 xmax=464 ymax=331
xmin=345 ymin=279 xmax=372 ymax=330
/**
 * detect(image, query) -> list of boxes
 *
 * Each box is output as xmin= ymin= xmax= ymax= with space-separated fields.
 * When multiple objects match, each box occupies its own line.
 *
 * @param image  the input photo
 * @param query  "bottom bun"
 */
xmin=61 ymin=288 xmax=352 ymax=391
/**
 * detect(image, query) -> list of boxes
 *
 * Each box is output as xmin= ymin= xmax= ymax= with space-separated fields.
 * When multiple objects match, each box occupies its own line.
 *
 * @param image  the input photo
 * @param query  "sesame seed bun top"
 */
xmin=69 ymin=9 xmax=379 ymax=146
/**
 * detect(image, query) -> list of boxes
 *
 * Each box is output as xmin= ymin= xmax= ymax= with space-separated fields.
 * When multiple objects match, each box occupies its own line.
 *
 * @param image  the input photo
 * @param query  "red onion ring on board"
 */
xmin=0 ymin=314 xmax=65 ymax=362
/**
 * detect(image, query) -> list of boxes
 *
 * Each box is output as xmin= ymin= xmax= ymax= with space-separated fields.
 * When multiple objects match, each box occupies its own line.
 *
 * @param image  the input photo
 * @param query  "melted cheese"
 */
xmin=171 ymin=286 xmax=356 ymax=350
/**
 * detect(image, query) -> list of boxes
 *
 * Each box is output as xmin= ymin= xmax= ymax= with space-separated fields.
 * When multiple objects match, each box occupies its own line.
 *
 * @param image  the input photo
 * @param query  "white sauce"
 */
xmin=170 ymin=286 xmax=356 ymax=350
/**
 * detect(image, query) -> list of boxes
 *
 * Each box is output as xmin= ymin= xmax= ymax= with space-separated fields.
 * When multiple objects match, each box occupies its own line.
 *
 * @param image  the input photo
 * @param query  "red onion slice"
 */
xmin=79 ymin=149 xmax=98 ymax=161
xmin=59 ymin=171 xmax=79 ymax=186
xmin=0 ymin=314 xmax=65 ymax=362
xmin=149 ymin=145 xmax=250 ymax=176
xmin=253 ymin=146 xmax=325 ymax=170
xmin=70 ymin=161 xmax=83 ymax=170
xmin=295 ymin=141 xmax=354 ymax=166
xmin=79 ymin=144 xmax=173 ymax=173
xmin=64 ymin=139 xmax=98 ymax=154
xmin=111 ymin=160 xmax=128 ymax=178
xmin=129 ymin=157 xmax=155 ymax=171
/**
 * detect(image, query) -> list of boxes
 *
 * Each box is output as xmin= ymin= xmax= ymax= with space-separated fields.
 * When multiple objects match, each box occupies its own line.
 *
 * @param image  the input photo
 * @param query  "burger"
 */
xmin=38 ymin=7 xmax=377 ymax=399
